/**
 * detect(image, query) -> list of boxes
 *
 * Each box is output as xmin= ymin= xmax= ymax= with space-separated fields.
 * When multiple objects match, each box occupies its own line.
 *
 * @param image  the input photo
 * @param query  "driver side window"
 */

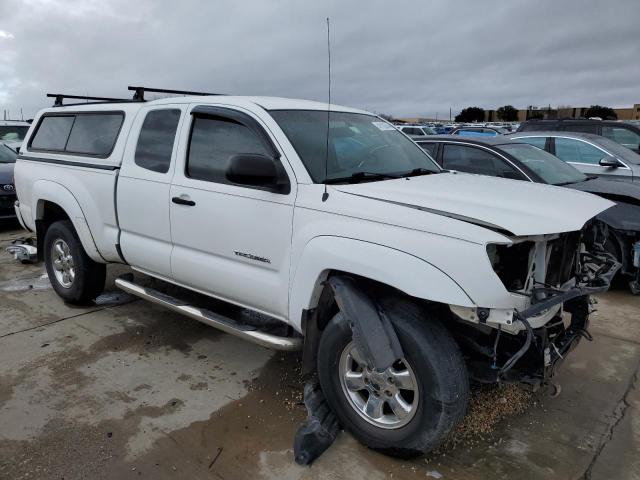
xmin=442 ymin=144 xmax=522 ymax=179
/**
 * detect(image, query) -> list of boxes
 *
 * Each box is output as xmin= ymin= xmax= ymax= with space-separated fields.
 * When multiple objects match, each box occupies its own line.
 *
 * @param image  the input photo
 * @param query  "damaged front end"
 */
xmin=449 ymin=227 xmax=620 ymax=389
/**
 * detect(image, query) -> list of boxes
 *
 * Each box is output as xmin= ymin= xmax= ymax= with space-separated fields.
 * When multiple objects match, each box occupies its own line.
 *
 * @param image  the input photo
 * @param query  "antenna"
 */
xmin=322 ymin=17 xmax=331 ymax=202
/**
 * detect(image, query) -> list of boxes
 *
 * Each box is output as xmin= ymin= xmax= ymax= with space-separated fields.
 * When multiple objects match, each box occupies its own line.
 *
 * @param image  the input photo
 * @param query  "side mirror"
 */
xmin=599 ymin=156 xmax=624 ymax=168
xmin=226 ymin=153 xmax=279 ymax=188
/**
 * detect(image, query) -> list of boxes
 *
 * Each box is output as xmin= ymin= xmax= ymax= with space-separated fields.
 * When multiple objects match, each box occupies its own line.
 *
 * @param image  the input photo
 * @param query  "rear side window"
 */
xmin=563 ymin=124 xmax=598 ymax=134
xmin=30 ymin=116 xmax=75 ymax=151
xmin=186 ymin=116 xmax=269 ymax=184
xmin=135 ymin=109 xmax=181 ymax=173
xmin=65 ymin=114 xmax=124 ymax=155
xmin=602 ymin=126 xmax=640 ymax=149
xmin=30 ymin=112 xmax=124 ymax=157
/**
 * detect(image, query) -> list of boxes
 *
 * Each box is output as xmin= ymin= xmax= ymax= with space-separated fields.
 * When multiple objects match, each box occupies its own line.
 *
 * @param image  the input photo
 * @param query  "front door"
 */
xmin=169 ymin=105 xmax=296 ymax=320
xmin=552 ymin=136 xmax=634 ymax=182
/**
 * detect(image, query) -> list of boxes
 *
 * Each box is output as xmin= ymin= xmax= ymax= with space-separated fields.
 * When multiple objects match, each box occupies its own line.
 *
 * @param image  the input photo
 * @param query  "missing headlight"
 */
xmin=487 ymin=241 xmax=534 ymax=291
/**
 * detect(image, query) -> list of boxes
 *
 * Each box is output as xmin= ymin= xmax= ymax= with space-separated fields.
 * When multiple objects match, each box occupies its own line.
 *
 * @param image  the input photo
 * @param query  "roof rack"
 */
xmin=47 ymin=93 xmax=136 ymax=107
xmin=128 ymin=86 xmax=223 ymax=101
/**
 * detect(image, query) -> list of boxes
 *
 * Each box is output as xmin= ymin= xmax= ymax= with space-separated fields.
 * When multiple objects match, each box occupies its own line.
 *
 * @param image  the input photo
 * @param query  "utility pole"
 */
xmin=449 ymin=107 xmax=452 ymax=122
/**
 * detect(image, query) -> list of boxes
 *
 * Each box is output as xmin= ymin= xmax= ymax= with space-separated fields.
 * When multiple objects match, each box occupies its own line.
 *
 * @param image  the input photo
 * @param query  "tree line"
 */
xmin=454 ymin=105 xmax=618 ymax=123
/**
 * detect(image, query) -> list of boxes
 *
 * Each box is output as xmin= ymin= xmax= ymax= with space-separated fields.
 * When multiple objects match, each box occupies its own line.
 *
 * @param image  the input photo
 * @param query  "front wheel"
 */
xmin=317 ymin=298 xmax=469 ymax=458
xmin=44 ymin=220 xmax=106 ymax=305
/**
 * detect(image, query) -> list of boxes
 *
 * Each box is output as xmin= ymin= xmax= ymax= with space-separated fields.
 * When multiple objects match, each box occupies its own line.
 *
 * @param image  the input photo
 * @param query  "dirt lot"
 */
xmin=0 ymin=220 xmax=638 ymax=480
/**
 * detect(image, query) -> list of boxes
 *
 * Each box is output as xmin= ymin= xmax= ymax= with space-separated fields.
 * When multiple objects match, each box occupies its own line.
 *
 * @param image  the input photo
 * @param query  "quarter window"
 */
xmin=554 ymin=138 xmax=606 ymax=164
xmin=418 ymin=142 xmax=438 ymax=157
xmin=134 ymin=109 xmax=181 ymax=173
xmin=186 ymin=116 xmax=269 ymax=184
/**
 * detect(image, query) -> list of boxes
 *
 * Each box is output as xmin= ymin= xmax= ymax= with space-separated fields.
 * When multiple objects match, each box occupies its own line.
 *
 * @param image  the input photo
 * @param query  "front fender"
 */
xmin=32 ymin=180 xmax=104 ymax=262
xmin=289 ymin=236 xmax=474 ymax=331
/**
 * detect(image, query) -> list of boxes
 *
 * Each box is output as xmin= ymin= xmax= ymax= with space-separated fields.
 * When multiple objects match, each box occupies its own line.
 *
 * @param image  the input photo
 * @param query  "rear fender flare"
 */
xmin=33 ymin=180 xmax=103 ymax=262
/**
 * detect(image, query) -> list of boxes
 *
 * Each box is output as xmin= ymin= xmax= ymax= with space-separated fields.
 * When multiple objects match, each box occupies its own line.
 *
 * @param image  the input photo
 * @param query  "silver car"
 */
xmin=511 ymin=131 xmax=640 ymax=183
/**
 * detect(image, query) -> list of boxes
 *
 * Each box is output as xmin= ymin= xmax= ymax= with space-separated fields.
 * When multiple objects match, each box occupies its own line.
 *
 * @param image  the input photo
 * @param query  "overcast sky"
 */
xmin=1 ymin=0 xmax=639 ymax=119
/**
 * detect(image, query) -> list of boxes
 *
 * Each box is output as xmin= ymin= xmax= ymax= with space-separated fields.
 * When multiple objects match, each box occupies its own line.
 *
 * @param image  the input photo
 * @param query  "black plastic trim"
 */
xmin=17 ymin=155 xmax=119 ymax=171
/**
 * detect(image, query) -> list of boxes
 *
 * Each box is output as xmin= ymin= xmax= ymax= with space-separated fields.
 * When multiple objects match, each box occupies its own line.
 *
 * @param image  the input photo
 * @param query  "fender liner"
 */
xmin=327 ymin=275 xmax=403 ymax=372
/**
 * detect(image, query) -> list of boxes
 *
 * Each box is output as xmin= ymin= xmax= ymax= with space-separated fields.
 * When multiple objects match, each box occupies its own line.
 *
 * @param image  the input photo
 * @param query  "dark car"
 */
xmin=416 ymin=135 xmax=640 ymax=292
xmin=450 ymin=126 xmax=510 ymax=137
xmin=516 ymin=118 xmax=640 ymax=153
xmin=0 ymin=144 xmax=18 ymax=220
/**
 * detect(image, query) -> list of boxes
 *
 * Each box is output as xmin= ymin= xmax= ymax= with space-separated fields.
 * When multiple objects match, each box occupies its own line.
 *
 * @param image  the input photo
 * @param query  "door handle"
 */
xmin=172 ymin=196 xmax=196 ymax=206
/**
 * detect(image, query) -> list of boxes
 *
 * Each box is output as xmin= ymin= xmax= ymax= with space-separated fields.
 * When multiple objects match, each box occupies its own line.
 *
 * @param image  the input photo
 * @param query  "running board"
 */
xmin=115 ymin=278 xmax=302 ymax=351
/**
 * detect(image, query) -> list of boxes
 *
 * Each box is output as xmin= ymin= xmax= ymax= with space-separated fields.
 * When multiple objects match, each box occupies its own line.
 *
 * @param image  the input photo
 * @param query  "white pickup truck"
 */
xmin=14 ymin=90 xmax=618 ymax=457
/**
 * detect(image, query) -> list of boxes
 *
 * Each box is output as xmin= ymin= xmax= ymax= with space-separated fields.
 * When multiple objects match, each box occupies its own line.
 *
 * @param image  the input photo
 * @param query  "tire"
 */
xmin=317 ymin=297 xmax=469 ymax=458
xmin=43 ymin=220 xmax=106 ymax=305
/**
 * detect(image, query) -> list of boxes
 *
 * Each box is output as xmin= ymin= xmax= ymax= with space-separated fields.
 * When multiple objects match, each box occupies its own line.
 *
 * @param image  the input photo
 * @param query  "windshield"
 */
xmin=0 ymin=145 xmax=17 ymax=163
xmin=269 ymin=110 xmax=440 ymax=183
xmin=0 ymin=125 xmax=29 ymax=142
xmin=499 ymin=143 xmax=587 ymax=185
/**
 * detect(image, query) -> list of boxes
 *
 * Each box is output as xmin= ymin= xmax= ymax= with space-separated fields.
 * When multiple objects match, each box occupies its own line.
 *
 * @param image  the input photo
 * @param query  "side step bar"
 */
xmin=115 ymin=278 xmax=302 ymax=351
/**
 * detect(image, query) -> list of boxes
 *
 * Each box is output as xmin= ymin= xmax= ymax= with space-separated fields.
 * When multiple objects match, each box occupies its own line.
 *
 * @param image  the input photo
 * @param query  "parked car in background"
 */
xmin=397 ymin=124 xmax=435 ymax=137
xmin=450 ymin=126 xmax=510 ymax=137
xmin=0 ymin=143 xmax=18 ymax=220
xmin=0 ymin=120 xmax=31 ymax=151
xmin=510 ymin=131 xmax=640 ymax=183
xmin=415 ymin=135 xmax=640 ymax=292
xmin=516 ymin=118 xmax=640 ymax=153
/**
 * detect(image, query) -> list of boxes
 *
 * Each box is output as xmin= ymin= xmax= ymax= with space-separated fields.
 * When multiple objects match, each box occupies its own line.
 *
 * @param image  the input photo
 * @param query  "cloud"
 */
xmin=0 ymin=30 xmax=15 ymax=39
xmin=0 ymin=0 xmax=639 ymax=118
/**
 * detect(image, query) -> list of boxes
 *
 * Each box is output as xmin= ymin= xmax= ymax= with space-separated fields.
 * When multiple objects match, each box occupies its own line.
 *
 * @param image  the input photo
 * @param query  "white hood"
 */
xmin=334 ymin=172 xmax=613 ymax=237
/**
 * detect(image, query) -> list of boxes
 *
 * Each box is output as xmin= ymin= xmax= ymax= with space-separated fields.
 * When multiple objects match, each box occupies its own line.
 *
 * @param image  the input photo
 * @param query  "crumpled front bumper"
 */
xmin=517 ymin=250 xmax=621 ymax=320
xmin=499 ymin=251 xmax=620 ymax=386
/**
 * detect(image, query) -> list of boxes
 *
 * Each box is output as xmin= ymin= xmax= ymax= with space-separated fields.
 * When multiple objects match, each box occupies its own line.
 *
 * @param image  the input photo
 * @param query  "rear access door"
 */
xmin=117 ymin=104 xmax=187 ymax=277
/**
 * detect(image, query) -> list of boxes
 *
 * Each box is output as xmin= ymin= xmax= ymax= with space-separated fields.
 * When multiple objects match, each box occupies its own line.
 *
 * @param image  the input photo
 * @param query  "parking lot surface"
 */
xmin=1 ymin=222 xmax=638 ymax=480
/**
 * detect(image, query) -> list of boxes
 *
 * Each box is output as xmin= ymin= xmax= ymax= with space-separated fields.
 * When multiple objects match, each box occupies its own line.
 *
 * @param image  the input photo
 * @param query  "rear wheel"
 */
xmin=317 ymin=298 xmax=469 ymax=457
xmin=44 ymin=220 xmax=106 ymax=304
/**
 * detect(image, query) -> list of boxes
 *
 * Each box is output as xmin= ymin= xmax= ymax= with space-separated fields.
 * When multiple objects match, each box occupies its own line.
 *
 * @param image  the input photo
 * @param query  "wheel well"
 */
xmin=35 ymin=201 xmax=71 ymax=261
xmin=300 ymin=270 xmax=425 ymax=376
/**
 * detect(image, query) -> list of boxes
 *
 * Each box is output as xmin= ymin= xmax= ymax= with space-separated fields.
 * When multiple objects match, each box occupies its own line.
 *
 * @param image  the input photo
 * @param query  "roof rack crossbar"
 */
xmin=128 ymin=86 xmax=223 ymax=101
xmin=47 ymin=93 xmax=135 ymax=107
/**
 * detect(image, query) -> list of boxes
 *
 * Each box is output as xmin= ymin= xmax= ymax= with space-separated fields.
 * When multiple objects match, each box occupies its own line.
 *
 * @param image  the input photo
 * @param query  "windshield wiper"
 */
xmin=324 ymin=171 xmax=401 ymax=184
xmin=399 ymin=167 xmax=439 ymax=178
